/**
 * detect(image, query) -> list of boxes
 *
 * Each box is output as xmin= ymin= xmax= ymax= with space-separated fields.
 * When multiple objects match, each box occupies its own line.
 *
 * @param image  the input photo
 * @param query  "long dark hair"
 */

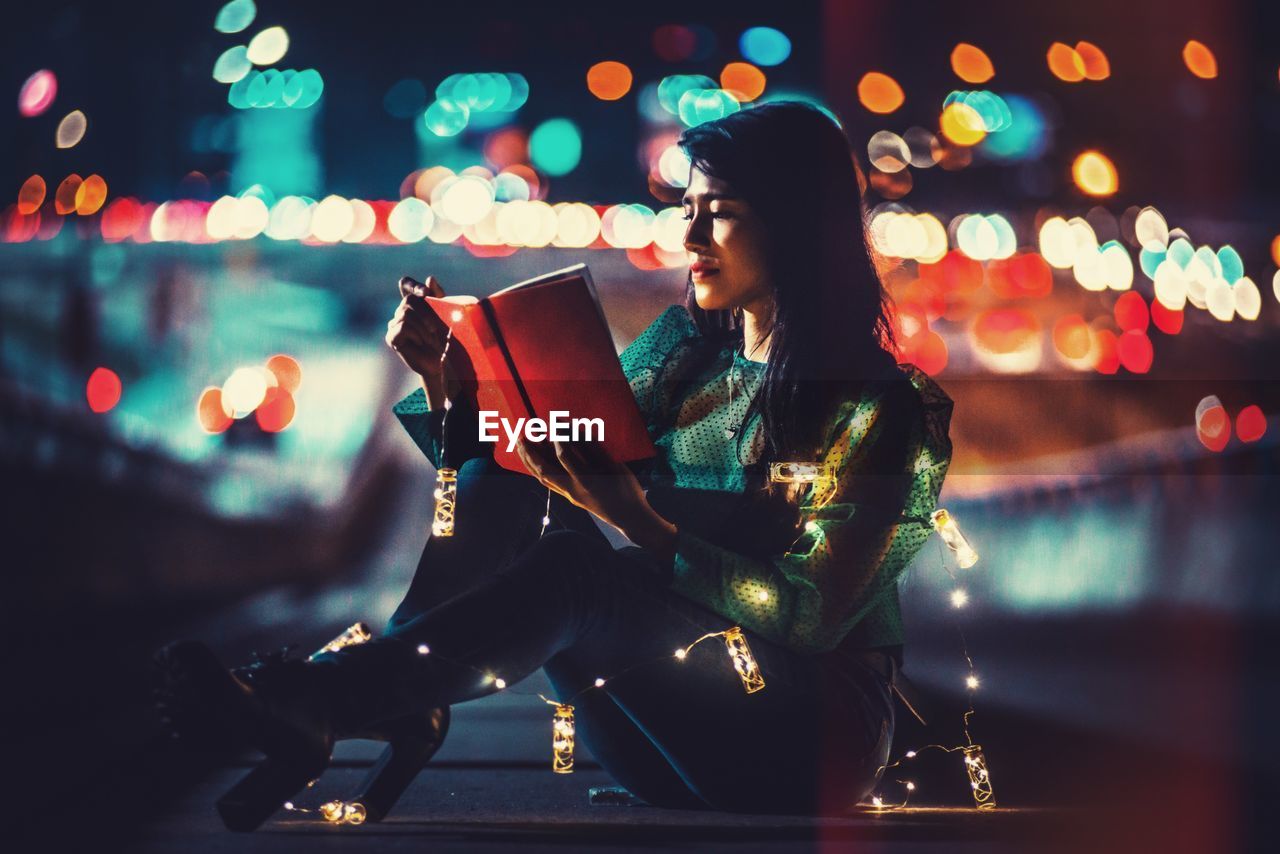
xmin=677 ymin=100 xmax=898 ymax=464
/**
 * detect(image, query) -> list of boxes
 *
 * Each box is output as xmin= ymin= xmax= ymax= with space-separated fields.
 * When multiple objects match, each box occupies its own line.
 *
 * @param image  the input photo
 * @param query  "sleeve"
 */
xmin=391 ymin=386 xmax=494 ymax=469
xmin=619 ymin=304 xmax=699 ymax=433
xmin=665 ymin=375 xmax=953 ymax=654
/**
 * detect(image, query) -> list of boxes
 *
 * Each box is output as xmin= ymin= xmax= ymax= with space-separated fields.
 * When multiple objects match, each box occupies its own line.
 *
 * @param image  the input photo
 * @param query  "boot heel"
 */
xmin=349 ymin=707 xmax=451 ymax=823
xmin=217 ymin=755 xmax=322 ymax=832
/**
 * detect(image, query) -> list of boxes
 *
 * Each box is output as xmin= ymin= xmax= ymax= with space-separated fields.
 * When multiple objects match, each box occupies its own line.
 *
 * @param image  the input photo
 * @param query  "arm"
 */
xmin=664 ymin=384 xmax=934 ymax=654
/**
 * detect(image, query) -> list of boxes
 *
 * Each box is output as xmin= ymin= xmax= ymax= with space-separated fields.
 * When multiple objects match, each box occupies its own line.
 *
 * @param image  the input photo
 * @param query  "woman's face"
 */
xmin=682 ymin=167 xmax=773 ymax=314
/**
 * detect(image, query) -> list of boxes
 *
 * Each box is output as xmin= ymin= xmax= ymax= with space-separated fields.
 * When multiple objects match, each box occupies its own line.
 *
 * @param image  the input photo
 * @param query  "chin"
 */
xmin=692 ymin=280 xmax=732 ymax=312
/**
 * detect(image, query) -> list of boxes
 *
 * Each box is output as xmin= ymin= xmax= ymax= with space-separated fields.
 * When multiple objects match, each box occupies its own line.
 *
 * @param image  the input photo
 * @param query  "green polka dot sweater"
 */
xmin=393 ymin=304 xmax=953 ymax=656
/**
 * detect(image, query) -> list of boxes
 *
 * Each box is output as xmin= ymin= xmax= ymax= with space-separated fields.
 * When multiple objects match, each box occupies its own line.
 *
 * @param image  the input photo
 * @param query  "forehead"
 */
xmin=683 ymin=167 xmax=736 ymax=198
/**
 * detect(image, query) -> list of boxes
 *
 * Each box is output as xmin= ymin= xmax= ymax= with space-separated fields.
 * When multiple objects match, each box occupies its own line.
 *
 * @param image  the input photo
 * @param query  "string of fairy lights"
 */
xmin=283 ymin=341 xmax=994 ymax=825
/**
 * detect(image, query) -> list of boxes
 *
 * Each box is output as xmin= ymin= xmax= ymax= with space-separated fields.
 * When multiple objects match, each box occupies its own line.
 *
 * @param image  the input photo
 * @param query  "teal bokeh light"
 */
xmin=739 ymin=27 xmax=791 ymax=66
xmin=215 ymin=0 xmax=256 ymax=34
xmin=424 ymin=99 xmax=470 ymax=136
xmin=979 ymin=94 xmax=1047 ymax=162
xmin=1216 ymin=245 xmax=1243 ymax=284
xmin=658 ymin=74 xmax=715 ymax=115
xmin=677 ymin=88 xmax=740 ymax=127
xmin=213 ymin=45 xmax=251 ymax=84
xmin=529 ymin=118 xmax=582 ymax=176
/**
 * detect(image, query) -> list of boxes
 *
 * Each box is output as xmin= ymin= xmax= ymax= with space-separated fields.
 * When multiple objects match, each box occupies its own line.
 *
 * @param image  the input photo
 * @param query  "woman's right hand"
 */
xmin=386 ymin=275 xmax=477 ymax=409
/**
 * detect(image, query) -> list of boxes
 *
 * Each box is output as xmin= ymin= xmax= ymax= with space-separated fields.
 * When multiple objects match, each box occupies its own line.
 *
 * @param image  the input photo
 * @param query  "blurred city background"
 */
xmin=3 ymin=0 xmax=1278 ymax=850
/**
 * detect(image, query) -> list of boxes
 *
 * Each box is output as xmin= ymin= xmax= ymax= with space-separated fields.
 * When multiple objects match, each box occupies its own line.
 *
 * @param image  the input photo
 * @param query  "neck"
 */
xmin=739 ymin=300 xmax=773 ymax=363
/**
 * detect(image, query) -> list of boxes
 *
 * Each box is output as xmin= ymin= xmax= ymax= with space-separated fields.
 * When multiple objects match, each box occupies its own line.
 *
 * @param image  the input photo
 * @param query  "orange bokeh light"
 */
xmin=986 ymin=253 xmax=1053 ymax=300
xmin=256 ymin=387 xmax=296 ymax=433
xmin=1072 ymin=150 xmax=1118 ymax=196
xmin=1047 ymin=42 xmax=1086 ymax=82
xmin=1235 ymin=405 xmax=1267 ymax=443
xmin=484 ymin=127 xmax=529 ymax=170
xmin=55 ymin=174 xmax=82 ymax=215
xmin=586 ymin=61 xmax=633 ymax=101
xmin=1093 ymin=329 xmax=1119 ymax=374
xmin=1197 ymin=401 xmax=1230 ymax=452
xmin=1270 ymin=234 xmax=1280 ymax=267
xmin=86 ymin=367 xmax=122 ymax=413
xmin=18 ymin=175 xmax=46 ymax=214
xmin=899 ymin=328 xmax=948 ymax=375
xmin=857 ymin=72 xmax=904 ymax=114
xmin=720 ymin=62 xmax=766 ymax=101
xmin=265 ymin=354 xmax=302 ymax=394
xmin=197 ymin=387 xmax=234 ymax=434
xmin=1052 ymin=314 xmax=1093 ymax=362
xmin=1074 ymin=41 xmax=1110 ymax=80
xmin=1183 ymin=40 xmax=1218 ymax=79
xmin=950 ymin=43 xmax=994 ymax=84
xmin=75 ymin=174 xmax=108 ymax=215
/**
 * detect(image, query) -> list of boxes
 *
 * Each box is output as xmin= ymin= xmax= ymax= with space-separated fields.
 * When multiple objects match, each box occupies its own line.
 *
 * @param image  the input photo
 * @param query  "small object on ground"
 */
xmin=588 ymin=786 xmax=647 ymax=806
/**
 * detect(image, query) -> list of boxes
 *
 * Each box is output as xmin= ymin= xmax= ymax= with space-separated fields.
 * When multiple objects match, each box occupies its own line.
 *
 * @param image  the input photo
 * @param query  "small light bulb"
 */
xmin=443 ymin=398 xmax=452 ymax=410
xmin=283 ymin=801 xmax=294 ymax=810
xmin=804 ymin=520 xmax=819 ymax=533
xmin=451 ymin=309 xmax=463 ymax=322
xmin=495 ymin=677 xmax=507 ymax=689
xmin=951 ymin=589 xmax=969 ymax=608
xmin=966 ymin=674 xmax=980 ymax=690
xmin=756 ymin=590 xmax=769 ymax=602
xmin=872 ymin=796 xmax=884 ymax=807
xmin=674 ymin=648 xmax=687 ymax=659
xmin=905 ymin=781 xmax=916 ymax=791
xmin=541 ymin=515 xmax=551 ymax=526
xmin=905 ymin=750 xmax=917 ymax=759
xmin=417 ymin=644 xmax=430 ymax=655
xmin=594 ymin=677 xmax=605 ymax=687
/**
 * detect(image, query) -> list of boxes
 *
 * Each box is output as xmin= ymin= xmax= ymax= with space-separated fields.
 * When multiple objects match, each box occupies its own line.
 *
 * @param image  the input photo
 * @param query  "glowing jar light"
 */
xmin=723 ymin=627 xmax=765 ymax=694
xmin=552 ymin=704 xmax=576 ymax=773
xmin=963 ymin=745 xmax=996 ymax=810
xmin=931 ymin=509 xmax=978 ymax=568
xmin=310 ymin=622 xmax=373 ymax=659
xmin=319 ymin=801 xmax=367 ymax=825
xmin=432 ymin=467 xmax=458 ymax=537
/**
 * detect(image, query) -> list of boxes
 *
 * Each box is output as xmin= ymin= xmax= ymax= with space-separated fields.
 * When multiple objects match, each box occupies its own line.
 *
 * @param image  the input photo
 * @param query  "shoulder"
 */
xmin=621 ymin=304 xmax=702 ymax=366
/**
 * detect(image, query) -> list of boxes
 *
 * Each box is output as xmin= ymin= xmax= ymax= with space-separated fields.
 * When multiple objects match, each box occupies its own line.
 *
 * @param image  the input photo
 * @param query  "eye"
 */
xmin=679 ymin=210 xmax=693 ymax=221
xmin=711 ymin=211 xmax=734 ymax=220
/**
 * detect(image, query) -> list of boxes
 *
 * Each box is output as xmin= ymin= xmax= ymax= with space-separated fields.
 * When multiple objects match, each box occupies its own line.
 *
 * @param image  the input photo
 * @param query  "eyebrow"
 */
xmin=680 ymin=192 xmax=741 ymax=205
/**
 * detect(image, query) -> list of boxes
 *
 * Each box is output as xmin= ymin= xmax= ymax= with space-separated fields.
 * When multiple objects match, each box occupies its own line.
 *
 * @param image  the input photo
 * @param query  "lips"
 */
xmin=690 ymin=261 xmax=719 ymax=274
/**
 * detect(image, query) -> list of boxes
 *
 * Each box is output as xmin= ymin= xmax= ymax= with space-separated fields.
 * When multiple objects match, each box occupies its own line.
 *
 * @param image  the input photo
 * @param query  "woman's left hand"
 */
xmin=513 ymin=436 xmax=651 ymax=534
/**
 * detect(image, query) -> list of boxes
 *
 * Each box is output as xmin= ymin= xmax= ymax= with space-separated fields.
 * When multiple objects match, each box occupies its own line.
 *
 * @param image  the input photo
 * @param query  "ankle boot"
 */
xmin=153 ymin=637 xmax=449 ymax=831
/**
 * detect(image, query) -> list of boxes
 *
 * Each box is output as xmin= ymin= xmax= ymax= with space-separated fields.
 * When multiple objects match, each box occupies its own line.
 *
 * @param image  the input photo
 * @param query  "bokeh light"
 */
xmin=1235 ymin=406 xmax=1267 ymax=443
xmin=857 ymin=72 xmax=905 ymax=113
xmin=310 ymin=195 xmax=355 ymax=242
xmin=1114 ymin=291 xmax=1149 ymax=332
xmin=677 ymin=88 xmax=740 ymax=126
xmin=247 ymin=26 xmax=289 ymax=66
xmin=197 ymin=387 xmax=234 ymax=433
xmin=388 ymin=197 xmax=435 ymax=242
xmin=587 ymin=61 xmax=633 ymax=101
xmin=256 ymin=387 xmax=296 ymax=432
xmin=739 ymin=27 xmax=791 ymax=67
xmin=214 ymin=0 xmax=256 ymax=34
xmin=424 ymin=99 xmax=469 ymax=136
xmin=1117 ymin=330 xmax=1153 ymax=373
xmin=530 ymin=118 xmax=582 ymax=176
xmin=1182 ymin=40 xmax=1218 ymax=79
xmin=1074 ymin=41 xmax=1110 ymax=80
xmin=223 ymin=366 xmax=270 ymax=416
xmin=720 ymin=62 xmax=766 ymax=101
xmin=18 ymin=69 xmax=57 ymax=117
xmin=939 ymin=102 xmax=985 ymax=145
xmin=950 ymin=44 xmax=994 ymax=83
xmin=86 ymin=367 xmax=123 ymax=413
xmin=653 ymin=25 xmax=697 ymax=62
xmin=1047 ymin=42 xmax=1086 ymax=82
xmin=440 ymin=175 xmax=496 ymax=225
xmin=18 ymin=175 xmax=46 ymax=215
xmin=1196 ymin=395 xmax=1230 ymax=451
xmin=56 ymin=110 xmax=87 ymax=149
xmin=213 ymin=45 xmax=251 ymax=83
xmin=1072 ymin=151 xmax=1118 ymax=196
xmin=74 ymin=174 xmax=108 ymax=216
xmin=970 ymin=308 xmax=1042 ymax=373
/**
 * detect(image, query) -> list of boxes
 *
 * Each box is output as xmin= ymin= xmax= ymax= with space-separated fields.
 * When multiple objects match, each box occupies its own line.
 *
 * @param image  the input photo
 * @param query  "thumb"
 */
xmin=423 ymin=275 xmax=446 ymax=298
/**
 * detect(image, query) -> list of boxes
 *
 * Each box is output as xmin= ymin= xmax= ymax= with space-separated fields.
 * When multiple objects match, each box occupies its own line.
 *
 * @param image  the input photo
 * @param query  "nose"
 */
xmin=683 ymin=213 xmax=710 ymax=254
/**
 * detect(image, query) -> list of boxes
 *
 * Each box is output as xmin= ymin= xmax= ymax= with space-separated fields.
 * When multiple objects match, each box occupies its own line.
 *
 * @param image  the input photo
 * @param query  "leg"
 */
xmin=388 ymin=457 xmax=610 ymax=631
xmin=325 ymin=530 xmax=891 ymax=812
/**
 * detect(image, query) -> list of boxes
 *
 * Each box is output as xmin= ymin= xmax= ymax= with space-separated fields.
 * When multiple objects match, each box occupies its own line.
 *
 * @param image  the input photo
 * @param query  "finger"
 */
xmin=399 ymin=276 xmax=428 ymax=299
xmin=423 ymin=275 xmax=446 ymax=298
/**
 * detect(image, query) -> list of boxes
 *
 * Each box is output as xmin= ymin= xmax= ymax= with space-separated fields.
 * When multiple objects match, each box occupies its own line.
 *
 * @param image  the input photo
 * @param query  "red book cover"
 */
xmin=423 ymin=264 xmax=656 ymax=476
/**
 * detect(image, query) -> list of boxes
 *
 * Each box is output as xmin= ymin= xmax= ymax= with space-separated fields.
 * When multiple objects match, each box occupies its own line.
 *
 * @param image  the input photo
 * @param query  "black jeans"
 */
xmin=377 ymin=456 xmax=894 ymax=814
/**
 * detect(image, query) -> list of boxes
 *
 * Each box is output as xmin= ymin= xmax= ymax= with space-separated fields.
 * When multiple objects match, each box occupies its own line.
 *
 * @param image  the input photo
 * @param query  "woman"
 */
xmin=154 ymin=100 xmax=953 ymax=830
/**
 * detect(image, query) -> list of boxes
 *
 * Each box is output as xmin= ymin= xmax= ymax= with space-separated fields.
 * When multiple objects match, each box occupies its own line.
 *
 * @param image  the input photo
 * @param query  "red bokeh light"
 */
xmin=1113 ymin=292 xmax=1150 ymax=333
xmin=1235 ymin=405 xmax=1267 ymax=443
xmin=1116 ymin=330 xmax=1153 ymax=373
xmin=1150 ymin=301 xmax=1184 ymax=335
xmin=1093 ymin=329 xmax=1119 ymax=374
xmin=255 ymin=387 xmax=296 ymax=433
xmin=86 ymin=367 xmax=122 ymax=413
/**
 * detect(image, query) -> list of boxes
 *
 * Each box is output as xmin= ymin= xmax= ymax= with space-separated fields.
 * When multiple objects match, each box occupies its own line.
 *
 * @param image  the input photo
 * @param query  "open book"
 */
xmin=422 ymin=264 xmax=656 ymax=476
